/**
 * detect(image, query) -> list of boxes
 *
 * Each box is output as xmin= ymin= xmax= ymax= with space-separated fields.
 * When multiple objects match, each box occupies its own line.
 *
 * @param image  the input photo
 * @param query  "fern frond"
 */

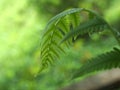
xmin=60 ymin=16 xmax=108 ymax=43
xmin=40 ymin=8 xmax=84 ymax=70
xmin=72 ymin=48 xmax=120 ymax=79
xmin=40 ymin=8 xmax=120 ymax=71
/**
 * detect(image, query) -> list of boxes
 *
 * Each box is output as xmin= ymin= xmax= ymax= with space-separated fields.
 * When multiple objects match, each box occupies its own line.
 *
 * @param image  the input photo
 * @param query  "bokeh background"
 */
xmin=0 ymin=0 xmax=120 ymax=90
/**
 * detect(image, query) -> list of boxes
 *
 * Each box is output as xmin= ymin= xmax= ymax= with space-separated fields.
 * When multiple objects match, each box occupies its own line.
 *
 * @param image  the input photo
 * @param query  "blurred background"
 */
xmin=0 ymin=0 xmax=120 ymax=90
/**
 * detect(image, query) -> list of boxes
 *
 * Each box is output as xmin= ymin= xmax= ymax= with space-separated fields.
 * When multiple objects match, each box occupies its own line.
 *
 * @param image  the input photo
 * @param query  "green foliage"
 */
xmin=72 ymin=47 xmax=120 ymax=79
xmin=41 ymin=8 xmax=120 ymax=79
xmin=40 ymin=8 xmax=83 ymax=70
xmin=1 ymin=0 xmax=120 ymax=90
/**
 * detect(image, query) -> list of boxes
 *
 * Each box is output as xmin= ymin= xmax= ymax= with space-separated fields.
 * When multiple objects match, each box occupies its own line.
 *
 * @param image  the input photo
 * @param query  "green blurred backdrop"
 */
xmin=0 ymin=0 xmax=120 ymax=90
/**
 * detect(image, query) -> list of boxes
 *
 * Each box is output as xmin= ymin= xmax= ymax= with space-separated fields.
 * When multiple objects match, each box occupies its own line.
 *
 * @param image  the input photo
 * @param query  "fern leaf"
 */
xmin=40 ymin=8 xmax=119 ymax=72
xmin=40 ymin=8 xmax=86 ymax=70
xmin=72 ymin=48 xmax=120 ymax=79
xmin=61 ymin=17 xmax=108 ymax=43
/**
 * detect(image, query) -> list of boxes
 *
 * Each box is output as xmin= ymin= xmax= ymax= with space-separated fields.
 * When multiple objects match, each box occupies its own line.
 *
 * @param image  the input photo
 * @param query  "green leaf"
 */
xmin=72 ymin=48 xmax=120 ymax=79
xmin=39 ymin=8 xmax=119 ymax=73
xmin=61 ymin=17 xmax=108 ymax=43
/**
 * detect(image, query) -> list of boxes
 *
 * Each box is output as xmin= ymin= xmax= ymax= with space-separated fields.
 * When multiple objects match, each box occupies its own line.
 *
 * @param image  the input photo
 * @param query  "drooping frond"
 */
xmin=40 ymin=8 xmax=83 ymax=69
xmin=60 ymin=10 xmax=120 ymax=44
xmin=72 ymin=48 xmax=120 ymax=79
xmin=40 ymin=8 xmax=120 ymax=72
xmin=40 ymin=8 xmax=84 ymax=70
xmin=60 ymin=16 xmax=108 ymax=43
